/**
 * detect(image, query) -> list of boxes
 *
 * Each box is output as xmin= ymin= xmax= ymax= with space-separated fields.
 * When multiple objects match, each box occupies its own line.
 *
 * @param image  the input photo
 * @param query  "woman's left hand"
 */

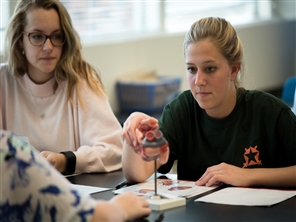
xmin=195 ymin=162 xmax=251 ymax=187
xmin=40 ymin=151 xmax=67 ymax=173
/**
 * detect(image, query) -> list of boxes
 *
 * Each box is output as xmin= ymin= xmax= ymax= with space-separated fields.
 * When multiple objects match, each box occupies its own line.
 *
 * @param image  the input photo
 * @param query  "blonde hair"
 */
xmin=4 ymin=0 xmax=105 ymax=105
xmin=183 ymin=17 xmax=244 ymax=88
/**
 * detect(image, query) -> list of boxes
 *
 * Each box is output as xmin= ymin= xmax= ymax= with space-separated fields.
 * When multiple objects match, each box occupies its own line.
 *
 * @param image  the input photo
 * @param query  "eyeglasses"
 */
xmin=23 ymin=31 xmax=66 ymax=46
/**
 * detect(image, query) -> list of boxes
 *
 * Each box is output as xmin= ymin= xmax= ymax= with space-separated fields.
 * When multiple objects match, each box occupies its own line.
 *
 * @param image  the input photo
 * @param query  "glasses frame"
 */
xmin=22 ymin=31 xmax=66 ymax=46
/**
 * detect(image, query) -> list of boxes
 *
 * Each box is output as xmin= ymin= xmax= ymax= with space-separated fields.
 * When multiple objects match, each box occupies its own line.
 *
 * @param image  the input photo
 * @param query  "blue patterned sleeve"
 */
xmin=0 ymin=130 xmax=97 ymax=222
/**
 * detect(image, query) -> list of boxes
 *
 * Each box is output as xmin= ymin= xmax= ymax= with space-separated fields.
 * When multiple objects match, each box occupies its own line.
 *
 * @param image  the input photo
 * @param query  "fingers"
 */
xmin=135 ymin=128 xmax=144 ymax=147
xmin=158 ymin=146 xmax=169 ymax=165
xmin=139 ymin=118 xmax=159 ymax=132
xmin=40 ymin=151 xmax=48 ymax=158
xmin=122 ymin=112 xmax=149 ymax=147
xmin=40 ymin=151 xmax=66 ymax=173
xmin=196 ymin=163 xmax=237 ymax=187
xmin=121 ymin=112 xmax=169 ymax=171
xmin=122 ymin=120 xmax=137 ymax=147
xmin=41 ymin=151 xmax=57 ymax=167
xmin=40 ymin=151 xmax=56 ymax=165
xmin=196 ymin=164 xmax=222 ymax=187
xmin=122 ymin=112 xmax=160 ymax=157
xmin=112 ymin=192 xmax=151 ymax=221
xmin=128 ymin=193 xmax=151 ymax=219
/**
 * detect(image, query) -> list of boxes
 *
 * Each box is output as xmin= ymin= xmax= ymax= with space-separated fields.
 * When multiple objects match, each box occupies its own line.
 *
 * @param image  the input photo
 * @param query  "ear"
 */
xmin=230 ymin=64 xmax=240 ymax=81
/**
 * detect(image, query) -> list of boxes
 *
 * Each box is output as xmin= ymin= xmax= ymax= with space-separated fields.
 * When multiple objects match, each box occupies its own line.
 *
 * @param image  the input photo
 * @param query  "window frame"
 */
xmin=1 ymin=0 xmax=295 ymax=53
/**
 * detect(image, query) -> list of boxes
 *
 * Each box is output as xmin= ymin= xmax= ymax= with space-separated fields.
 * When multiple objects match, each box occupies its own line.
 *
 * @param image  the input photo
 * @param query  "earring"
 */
xmin=22 ymin=50 xmax=25 ymax=55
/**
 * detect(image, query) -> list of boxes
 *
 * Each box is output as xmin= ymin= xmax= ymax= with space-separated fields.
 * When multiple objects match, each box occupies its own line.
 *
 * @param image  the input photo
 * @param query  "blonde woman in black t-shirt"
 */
xmin=122 ymin=17 xmax=296 ymax=188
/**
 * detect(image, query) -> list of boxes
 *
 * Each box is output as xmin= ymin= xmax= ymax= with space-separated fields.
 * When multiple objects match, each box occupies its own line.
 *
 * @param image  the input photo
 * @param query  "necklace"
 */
xmin=27 ymin=81 xmax=52 ymax=119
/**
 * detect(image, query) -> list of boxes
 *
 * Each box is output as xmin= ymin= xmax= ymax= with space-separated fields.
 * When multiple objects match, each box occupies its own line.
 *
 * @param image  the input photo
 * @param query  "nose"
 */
xmin=43 ymin=38 xmax=53 ymax=51
xmin=195 ymin=71 xmax=206 ymax=86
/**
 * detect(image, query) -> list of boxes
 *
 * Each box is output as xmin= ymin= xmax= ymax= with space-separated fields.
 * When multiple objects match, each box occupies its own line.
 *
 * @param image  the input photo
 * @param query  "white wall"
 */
xmin=82 ymin=19 xmax=296 ymax=114
xmin=237 ymin=20 xmax=296 ymax=91
xmin=1 ymin=20 xmax=294 ymax=114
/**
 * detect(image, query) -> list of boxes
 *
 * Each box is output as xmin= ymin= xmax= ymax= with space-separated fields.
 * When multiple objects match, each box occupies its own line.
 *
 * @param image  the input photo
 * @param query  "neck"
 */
xmin=27 ymin=66 xmax=55 ymax=84
xmin=28 ymin=73 xmax=54 ymax=84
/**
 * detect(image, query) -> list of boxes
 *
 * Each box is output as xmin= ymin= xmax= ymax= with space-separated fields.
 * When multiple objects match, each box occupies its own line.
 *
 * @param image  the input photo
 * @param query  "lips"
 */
xmin=197 ymin=92 xmax=211 ymax=97
xmin=41 ymin=57 xmax=54 ymax=60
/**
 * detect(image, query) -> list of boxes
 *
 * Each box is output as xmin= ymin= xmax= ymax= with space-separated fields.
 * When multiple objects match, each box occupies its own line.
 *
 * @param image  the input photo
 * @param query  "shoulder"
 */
xmin=0 ymin=63 xmax=10 ymax=78
xmin=0 ymin=63 xmax=17 ymax=87
xmin=241 ymin=88 xmax=287 ymax=107
xmin=239 ymin=88 xmax=292 ymax=116
xmin=74 ymin=78 xmax=112 ymax=112
xmin=76 ymin=78 xmax=105 ymax=98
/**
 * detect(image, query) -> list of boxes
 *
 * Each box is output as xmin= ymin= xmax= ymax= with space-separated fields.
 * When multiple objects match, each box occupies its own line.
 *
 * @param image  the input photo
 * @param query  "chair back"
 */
xmin=282 ymin=76 xmax=296 ymax=107
xmin=292 ymin=88 xmax=296 ymax=114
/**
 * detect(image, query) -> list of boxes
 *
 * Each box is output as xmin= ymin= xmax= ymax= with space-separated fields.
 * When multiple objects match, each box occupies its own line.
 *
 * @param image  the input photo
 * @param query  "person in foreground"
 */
xmin=0 ymin=0 xmax=122 ymax=175
xmin=0 ymin=130 xmax=151 ymax=221
xmin=122 ymin=17 xmax=296 ymax=188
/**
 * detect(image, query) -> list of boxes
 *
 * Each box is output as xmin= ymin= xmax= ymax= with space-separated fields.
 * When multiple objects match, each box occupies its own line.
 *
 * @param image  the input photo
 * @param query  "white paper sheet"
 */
xmin=195 ymin=187 xmax=296 ymax=206
xmin=72 ymin=184 xmax=111 ymax=196
xmin=114 ymin=174 xmax=218 ymax=199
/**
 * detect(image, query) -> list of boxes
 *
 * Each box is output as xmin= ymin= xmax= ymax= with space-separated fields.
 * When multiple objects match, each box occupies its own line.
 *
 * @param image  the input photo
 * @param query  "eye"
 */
xmin=31 ymin=32 xmax=44 ymax=40
xmin=52 ymin=33 xmax=64 ymax=40
xmin=187 ymin=67 xmax=197 ymax=74
xmin=205 ymin=66 xmax=216 ymax=73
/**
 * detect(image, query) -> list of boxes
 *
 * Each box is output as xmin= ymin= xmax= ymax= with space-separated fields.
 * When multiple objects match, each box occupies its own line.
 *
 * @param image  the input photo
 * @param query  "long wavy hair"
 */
xmin=183 ymin=17 xmax=244 ymax=90
xmin=4 ymin=0 xmax=106 ymax=105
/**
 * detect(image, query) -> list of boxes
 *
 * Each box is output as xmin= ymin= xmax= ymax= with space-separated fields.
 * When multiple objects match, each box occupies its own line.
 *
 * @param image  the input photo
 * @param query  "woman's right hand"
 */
xmin=122 ymin=112 xmax=169 ymax=165
xmin=122 ymin=112 xmax=159 ymax=154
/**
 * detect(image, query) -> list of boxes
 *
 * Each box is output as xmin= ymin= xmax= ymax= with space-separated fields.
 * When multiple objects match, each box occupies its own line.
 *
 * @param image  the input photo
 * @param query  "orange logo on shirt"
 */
xmin=243 ymin=145 xmax=262 ymax=168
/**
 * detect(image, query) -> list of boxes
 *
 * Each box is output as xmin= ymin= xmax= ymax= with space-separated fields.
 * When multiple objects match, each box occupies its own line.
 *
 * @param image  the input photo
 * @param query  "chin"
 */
xmin=40 ymin=66 xmax=56 ymax=74
xmin=195 ymin=100 xmax=213 ymax=110
xmin=39 ymin=62 xmax=57 ymax=71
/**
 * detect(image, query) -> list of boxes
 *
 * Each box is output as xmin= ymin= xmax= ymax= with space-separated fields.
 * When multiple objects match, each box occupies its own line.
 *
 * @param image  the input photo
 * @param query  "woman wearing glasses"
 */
xmin=0 ymin=0 xmax=123 ymax=175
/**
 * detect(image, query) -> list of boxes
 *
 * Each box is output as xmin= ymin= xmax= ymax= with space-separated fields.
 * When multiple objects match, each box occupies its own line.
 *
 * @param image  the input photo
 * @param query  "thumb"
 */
xmin=158 ymin=147 xmax=169 ymax=165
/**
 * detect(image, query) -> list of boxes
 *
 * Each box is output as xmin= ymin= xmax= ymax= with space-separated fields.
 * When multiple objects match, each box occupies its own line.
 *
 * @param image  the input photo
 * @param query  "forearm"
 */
xmin=75 ymin=86 xmax=123 ymax=174
xmin=122 ymin=141 xmax=157 ymax=183
xmin=248 ymin=166 xmax=296 ymax=188
xmin=75 ymin=142 xmax=122 ymax=174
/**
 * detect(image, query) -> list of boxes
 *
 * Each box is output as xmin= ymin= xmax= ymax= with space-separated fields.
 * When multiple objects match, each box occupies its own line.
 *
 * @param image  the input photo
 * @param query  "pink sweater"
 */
xmin=0 ymin=64 xmax=123 ymax=174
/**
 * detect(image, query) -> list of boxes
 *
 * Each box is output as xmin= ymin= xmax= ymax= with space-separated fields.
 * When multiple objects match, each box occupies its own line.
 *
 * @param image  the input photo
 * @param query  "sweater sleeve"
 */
xmin=73 ymin=80 xmax=123 ymax=174
xmin=0 ymin=130 xmax=96 ymax=221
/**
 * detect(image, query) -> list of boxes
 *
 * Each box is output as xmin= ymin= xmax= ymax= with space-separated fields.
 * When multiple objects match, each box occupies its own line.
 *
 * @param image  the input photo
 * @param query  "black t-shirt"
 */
xmin=158 ymin=88 xmax=296 ymax=181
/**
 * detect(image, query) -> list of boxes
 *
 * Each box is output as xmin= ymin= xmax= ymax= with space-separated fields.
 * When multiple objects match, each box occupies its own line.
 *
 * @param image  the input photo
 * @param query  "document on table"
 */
xmin=72 ymin=184 xmax=111 ymax=196
xmin=114 ymin=174 xmax=218 ymax=199
xmin=195 ymin=187 xmax=296 ymax=206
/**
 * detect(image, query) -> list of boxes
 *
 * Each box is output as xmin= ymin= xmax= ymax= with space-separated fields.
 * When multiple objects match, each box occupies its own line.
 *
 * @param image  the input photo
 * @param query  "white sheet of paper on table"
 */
xmin=72 ymin=184 xmax=111 ymax=196
xmin=113 ymin=174 xmax=218 ymax=199
xmin=195 ymin=187 xmax=296 ymax=206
